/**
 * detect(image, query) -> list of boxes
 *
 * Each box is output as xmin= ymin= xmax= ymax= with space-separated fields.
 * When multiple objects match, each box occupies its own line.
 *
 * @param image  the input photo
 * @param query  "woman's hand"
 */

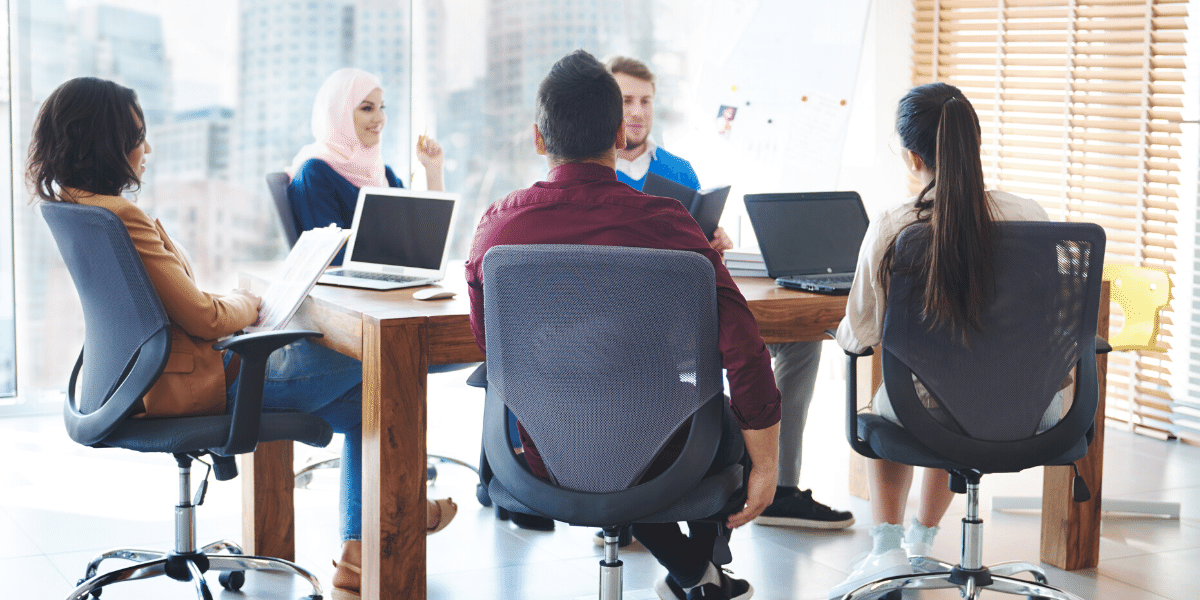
xmin=416 ymin=135 xmax=444 ymax=172
xmin=416 ymin=135 xmax=446 ymax=192
xmin=230 ymin=288 xmax=262 ymax=310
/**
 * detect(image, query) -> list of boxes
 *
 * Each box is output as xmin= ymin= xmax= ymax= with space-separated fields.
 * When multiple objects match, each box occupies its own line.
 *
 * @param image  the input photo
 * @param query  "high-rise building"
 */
xmin=74 ymin=5 xmax=172 ymax=125
xmin=153 ymin=107 xmax=235 ymax=183
xmin=150 ymin=107 xmax=264 ymax=288
xmin=483 ymin=0 xmax=635 ymax=195
xmin=235 ymin=0 xmax=357 ymax=190
xmin=353 ymin=0 xmax=412 ymax=171
xmin=13 ymin=0 xmax=83 ymax=397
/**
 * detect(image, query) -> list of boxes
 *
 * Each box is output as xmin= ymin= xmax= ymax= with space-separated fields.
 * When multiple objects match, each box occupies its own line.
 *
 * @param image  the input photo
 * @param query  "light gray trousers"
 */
xmin=767 ymin=341 xmax=822 ymax=487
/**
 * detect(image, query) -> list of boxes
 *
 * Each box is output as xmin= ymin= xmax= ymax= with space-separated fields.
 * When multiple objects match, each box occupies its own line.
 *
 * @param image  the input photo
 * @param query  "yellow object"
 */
xmin=1102 ymin=265 xmax=1172 ymax=352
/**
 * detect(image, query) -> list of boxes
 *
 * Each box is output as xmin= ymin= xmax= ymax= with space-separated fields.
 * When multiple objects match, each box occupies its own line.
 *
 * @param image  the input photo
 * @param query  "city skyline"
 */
xmin=6 ymin=0 xmax=720 ymax=401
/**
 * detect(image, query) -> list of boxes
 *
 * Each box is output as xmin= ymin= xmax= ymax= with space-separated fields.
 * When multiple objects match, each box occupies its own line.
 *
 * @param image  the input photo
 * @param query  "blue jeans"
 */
xmin=226 ymin=339 xmax=364 ymax=541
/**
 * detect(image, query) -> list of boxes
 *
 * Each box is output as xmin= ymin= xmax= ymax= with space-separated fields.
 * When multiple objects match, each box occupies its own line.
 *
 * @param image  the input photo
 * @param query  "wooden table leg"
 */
xmin=242 ymin=440 xmax=295 ymax=560
xmin=362 ymin=318 xmax=428 ymax=600
xmin=1041 ymin=284 xmax=1110 ymax=570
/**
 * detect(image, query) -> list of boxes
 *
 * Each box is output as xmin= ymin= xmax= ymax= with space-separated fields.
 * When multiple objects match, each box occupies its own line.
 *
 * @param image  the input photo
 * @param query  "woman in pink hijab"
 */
xmin=287 ymin=68 xmax=455 ymax=600
xmin=286 ymin=68 xmax=444 ymax=264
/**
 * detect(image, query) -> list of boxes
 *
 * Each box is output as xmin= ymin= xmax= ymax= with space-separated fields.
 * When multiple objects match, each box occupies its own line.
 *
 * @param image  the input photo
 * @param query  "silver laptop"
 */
xmin=318 ymin=187 xmax=460 ymax=290
xmin=743 ymin=191 xmax=868 ymax=295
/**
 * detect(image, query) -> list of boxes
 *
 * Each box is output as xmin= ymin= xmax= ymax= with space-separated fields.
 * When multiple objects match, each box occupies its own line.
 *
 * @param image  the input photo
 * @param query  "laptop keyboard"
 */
xmin=780 ymin=273 xmax=854 ymax=285
xmin=326 ymin=269 xmax=424 ymax=284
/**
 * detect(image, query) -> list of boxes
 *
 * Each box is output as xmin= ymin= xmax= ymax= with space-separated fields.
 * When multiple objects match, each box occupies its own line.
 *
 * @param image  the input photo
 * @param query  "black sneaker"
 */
xmin=752 ymin=487 xmax=855 ymax=529
xmin=656 ymin=569 xmax=752 ymax=600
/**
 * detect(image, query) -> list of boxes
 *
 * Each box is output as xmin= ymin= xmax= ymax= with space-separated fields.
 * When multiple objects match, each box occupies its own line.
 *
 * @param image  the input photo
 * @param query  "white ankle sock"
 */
xmin=683 ymin=562 xmax=721 ymax=592
xmin=903 ymin=518 xmax=938 ymax=553
xmin=869 ymin=522 xmax=905 ymax=555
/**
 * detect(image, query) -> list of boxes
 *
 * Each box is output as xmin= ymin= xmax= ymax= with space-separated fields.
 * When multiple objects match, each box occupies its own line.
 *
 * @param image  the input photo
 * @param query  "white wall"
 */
xmin=836 ymin=0 xmax=913 ymax=219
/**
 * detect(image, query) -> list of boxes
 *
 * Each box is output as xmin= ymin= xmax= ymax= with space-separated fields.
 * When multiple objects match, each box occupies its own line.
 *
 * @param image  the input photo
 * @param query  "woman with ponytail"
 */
xmin=828 ymin=83 xmax=1053 ymax=598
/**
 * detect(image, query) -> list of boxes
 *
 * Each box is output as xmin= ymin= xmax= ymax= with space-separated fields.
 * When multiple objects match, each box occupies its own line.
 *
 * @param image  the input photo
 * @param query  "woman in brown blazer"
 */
xmin=27 ymin=77 xmax=454 ymax=599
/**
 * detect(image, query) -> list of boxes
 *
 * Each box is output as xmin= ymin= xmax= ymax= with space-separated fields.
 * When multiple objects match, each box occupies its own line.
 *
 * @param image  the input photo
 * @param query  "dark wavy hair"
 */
xmin=27 ymin=77 xmax=147 ymax=202
xmin=535 ymin=50 xmax=624 ymax=162
xmin=879 ymin=82 xmax=996 ymax=339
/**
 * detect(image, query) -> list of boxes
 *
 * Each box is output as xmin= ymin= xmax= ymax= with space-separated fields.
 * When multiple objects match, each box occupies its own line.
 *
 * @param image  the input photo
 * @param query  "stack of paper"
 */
xmin=246 ymin=225 xmax=349 ymax=332
xmin=724 ymin=247 xmax=768 ymax=278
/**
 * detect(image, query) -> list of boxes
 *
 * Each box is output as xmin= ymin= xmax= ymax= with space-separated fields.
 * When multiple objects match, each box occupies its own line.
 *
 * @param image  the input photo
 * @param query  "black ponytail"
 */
xmin=879 ymin=82 xmax=996 ymax=339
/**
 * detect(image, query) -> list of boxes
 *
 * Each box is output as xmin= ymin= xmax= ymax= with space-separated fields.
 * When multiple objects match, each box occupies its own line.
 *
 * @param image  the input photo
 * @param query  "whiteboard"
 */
xmin=680 ymin=0 xmax=873 ymax=196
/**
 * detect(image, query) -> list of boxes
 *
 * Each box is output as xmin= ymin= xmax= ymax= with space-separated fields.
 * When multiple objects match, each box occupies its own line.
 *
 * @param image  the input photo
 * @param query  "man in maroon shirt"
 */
xmin=465 ymin=50 xmax=780 ymax=600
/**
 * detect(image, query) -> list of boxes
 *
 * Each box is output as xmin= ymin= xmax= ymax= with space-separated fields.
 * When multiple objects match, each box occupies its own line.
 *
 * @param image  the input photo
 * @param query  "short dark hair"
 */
xmin=535 ymin=50 xmax=623 ymax=162
xmin=27 ymin=77 xmax=147 ymax=202
xmin=605 ymin=55 xmax=656 ymax=91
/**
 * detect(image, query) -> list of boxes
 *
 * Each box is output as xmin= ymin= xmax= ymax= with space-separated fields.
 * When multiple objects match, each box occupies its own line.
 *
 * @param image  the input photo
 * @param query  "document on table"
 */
xmin=246 ymin=225 xmax=349 ymax=332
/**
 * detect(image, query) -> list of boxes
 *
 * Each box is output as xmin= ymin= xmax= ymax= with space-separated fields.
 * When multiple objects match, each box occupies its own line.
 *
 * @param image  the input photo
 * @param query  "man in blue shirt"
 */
xmin=607 ymin=56 xmax=854 ymax=534
xmin=607 ymin=55 xmax=732 ymax=253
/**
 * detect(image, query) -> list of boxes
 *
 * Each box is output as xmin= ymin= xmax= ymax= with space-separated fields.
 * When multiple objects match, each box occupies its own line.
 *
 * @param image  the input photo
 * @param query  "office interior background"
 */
xmin=0 ymin=0 xmax=1198 ymax=597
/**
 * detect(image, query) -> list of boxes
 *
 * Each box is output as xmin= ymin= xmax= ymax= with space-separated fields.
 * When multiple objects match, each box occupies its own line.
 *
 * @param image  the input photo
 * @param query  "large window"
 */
xmin=9 ymin=0 xmax=411 ymax=409
xmin=7 ymin=0 xmax=872 ymax=410
xmin=413 ymin=0 xmax=871 ymax=256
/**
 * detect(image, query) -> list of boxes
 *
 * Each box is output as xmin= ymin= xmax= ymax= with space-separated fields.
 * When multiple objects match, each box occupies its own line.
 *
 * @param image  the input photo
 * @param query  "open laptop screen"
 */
xmin=744 ymin=192 xmax=868 ymax=277
xmin=348 ymin=191 xmax=456 ymax=270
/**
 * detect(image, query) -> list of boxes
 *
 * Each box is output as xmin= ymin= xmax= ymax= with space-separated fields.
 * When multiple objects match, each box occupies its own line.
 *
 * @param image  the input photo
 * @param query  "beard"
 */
xmin=624 ymin=137 xmax=646 ymax=151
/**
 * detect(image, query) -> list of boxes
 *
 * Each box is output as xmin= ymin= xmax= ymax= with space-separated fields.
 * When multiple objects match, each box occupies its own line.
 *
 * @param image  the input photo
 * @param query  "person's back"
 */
xmin=465 ymin=50 xmax=780 ymax=600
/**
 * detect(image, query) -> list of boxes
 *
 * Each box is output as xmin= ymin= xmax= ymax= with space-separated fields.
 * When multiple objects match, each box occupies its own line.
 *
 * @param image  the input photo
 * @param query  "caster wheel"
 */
xmin=219 ymin=570 xmax=245 ymax=591
xmin=476 ymin=482 xmax=492 ymax=507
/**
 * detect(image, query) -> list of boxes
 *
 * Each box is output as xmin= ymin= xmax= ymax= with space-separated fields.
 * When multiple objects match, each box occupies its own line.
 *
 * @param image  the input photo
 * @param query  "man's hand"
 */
xmin=726 ymin=461 xmax=779 ymax=528
xmin=726 ymin=422 xmax=780 ymax=529
xmin=709 ymin=226 xmax=734 ymax=256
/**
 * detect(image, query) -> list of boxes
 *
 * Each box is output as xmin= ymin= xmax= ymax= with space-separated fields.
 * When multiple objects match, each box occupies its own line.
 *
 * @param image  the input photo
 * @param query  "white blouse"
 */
xmin=835 ymin=189 xmax=1058 ymax=428
xmin=835 ymin=189 xmax=1050 ymax=354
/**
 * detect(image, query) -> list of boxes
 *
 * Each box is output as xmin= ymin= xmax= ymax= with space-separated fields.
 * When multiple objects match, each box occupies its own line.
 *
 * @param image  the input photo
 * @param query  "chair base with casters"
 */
xmin=294 ymin=453 xmax=478 ymax=488
xmin=840 ymin=470 xmax=1082 ymax=600
xmin=68 ymin=453 xmax=323 ymax=600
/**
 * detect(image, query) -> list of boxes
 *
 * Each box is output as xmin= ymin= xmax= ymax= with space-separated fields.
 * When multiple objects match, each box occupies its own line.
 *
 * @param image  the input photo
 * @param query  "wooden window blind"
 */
xmin=909 ymin=0 xmax=1190 ymax=440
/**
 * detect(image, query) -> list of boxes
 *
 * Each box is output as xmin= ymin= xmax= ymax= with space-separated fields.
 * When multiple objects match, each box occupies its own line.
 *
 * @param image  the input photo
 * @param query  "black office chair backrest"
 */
xmin=41 ymin=202 xmax=172 ymax=446
xmin=482 ymin=244 xmax=724 ymax=494
xmin=266 ymin=171 xmax=299 ymax=248
xmin=881 ymin=221 xmax=1105 ymax=471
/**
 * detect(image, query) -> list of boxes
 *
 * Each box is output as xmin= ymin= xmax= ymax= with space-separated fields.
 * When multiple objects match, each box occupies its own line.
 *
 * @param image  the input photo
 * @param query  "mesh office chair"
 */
xmin=42 ymin=201 xmax=331 ymax=600
xmin=478 ymin=244 xmax=747 ymax=600
xmin=266 ymin=171 xmax=301 ymax=248
xmin=841 ymin=222 xmax=1106 ymax=600
xmin=264 ymin=171 xmax=477 ymax=489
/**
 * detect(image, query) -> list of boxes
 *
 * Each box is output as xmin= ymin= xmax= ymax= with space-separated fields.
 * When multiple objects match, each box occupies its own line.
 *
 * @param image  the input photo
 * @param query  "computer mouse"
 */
xmin=412 ymin=287 xmax=457 ymax=301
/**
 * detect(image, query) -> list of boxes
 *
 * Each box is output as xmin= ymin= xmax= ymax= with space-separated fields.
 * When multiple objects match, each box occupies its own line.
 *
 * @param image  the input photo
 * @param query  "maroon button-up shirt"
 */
xmin=465 ymin=162 xmax=781 ymax=476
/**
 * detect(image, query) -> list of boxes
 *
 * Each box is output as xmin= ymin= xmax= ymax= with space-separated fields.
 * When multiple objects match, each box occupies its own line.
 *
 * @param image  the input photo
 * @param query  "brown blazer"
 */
xmin=76 ymin=195 xmax=258 ymax=417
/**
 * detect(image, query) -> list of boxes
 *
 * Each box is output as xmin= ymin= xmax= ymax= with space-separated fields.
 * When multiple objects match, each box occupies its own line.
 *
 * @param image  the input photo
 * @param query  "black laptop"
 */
xmin=743 ymin=191 xmax=869 ymax=294
xmin=641 ymin=172 xmax=730 ymax=239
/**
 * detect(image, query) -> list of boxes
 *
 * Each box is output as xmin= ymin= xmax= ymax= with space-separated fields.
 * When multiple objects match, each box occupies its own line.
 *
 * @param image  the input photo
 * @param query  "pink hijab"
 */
xmin=287 ymin=68 xmax=388 ymax=189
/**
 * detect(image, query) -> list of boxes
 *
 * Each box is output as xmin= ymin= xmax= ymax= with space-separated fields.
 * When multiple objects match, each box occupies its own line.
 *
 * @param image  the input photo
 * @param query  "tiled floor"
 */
xmin=3 ymin=356 xmax=1199 ymax=599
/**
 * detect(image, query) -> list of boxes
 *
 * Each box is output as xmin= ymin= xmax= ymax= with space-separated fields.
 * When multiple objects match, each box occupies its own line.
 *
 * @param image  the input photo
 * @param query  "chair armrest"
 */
xmin=1095 ymin=335 xmax=1112 ymax=354
xmin=213 ymin=330 xmax=324 ymax=456
xmin=466 ymin=362 xmax=488 ymax=389
xmin=845 ymin=352 xmax=881 ymax=460
xmin=827 ymin=328 xmax=874 ymax=357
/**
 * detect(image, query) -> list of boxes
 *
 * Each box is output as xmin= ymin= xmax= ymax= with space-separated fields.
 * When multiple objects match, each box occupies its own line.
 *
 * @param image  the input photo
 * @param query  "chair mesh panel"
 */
xmin=883 ymin=223 xmax=1100 ymax=442
xmin=483 ymin=245 xmax=722 ymax=493
xmin=42 ymin=203 xmax=170 ymax=415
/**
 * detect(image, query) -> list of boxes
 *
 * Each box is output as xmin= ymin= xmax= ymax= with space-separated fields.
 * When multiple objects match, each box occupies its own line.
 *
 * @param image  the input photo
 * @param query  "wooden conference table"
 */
xmin=239 ymin=273 xmax=1108 ymax=599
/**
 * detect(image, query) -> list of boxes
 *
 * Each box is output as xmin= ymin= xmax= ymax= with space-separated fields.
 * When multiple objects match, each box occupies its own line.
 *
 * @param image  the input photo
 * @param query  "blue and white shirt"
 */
xmin=615 ymin=138 xmax=700 ymax=191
